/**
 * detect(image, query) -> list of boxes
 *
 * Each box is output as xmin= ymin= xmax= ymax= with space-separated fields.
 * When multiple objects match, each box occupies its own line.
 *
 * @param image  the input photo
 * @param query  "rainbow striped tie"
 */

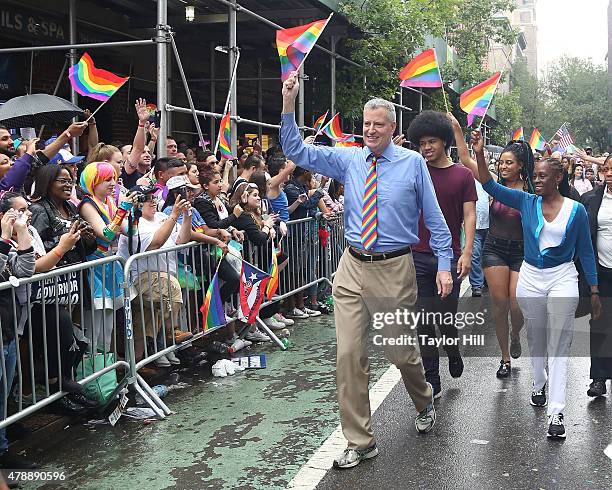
xmin=361 ymin=156 xmax=378 ymax=250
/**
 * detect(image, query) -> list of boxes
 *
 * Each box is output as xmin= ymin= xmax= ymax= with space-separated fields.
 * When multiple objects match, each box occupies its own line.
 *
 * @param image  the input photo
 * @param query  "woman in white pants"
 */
xmin=472 ymin=131 xmax=601 ymax=439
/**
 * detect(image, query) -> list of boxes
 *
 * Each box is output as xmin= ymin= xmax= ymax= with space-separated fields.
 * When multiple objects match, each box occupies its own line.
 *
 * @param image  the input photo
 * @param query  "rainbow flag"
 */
xmin=322 ymin=113 xmax=351 ymax=141
xmin=399 ymin=49 xmax=443 ymax=88
xmin=266 ymin=242 xmax=279 ymax=300
xmin=218 ymin=112 xmax=232 ymax=159
xmin=512 ymin=127 xmax=524 ymax=141
xmin=529 ymin=128 xmax=547 ymax=151
xmin=460 ymin=72 xmax=501 ymax=126
xmin=68 ymin=52 xmax=129 ymax=102
xmin=313 ymin=111 xmax=328 ymax=132
xmin=336 ymin=135 xmax=361 ymax=148
xmin=200 ymin=269 xmax=226 ymax=333
xmin=276 ymin=17 xmax=331 ymax=81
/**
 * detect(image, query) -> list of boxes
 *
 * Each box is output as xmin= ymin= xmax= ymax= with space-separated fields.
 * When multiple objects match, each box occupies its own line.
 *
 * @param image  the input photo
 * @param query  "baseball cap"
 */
xmin=48 ymin=148 xmax=85 ymax=165
xmin=166 ymin=175 xmax=199 ymax=190
xmin=44 ymin=135 xmax=70 ymax=150
xmin=128 ymin=184 xmax=157 ymax=195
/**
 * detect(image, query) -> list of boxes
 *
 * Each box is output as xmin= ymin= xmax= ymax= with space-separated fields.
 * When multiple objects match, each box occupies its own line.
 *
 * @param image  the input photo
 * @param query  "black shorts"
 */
xmin=482 ymin=235 xmax=524 ymax=272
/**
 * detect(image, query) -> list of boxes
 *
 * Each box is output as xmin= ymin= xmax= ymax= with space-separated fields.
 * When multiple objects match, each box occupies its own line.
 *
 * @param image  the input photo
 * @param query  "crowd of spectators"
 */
xmin=0 ymin=99 xmax=344 ymax=469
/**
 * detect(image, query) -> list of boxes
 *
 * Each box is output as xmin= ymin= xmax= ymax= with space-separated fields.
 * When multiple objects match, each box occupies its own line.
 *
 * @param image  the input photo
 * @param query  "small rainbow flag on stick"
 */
xmin=399 ymin=49 xmax=443 ymax=88
xmin=321 ymin=113 xmax=351 ymax=142
xmin=460 ymin=72 xmax=502 ymax=127
xmin=529 ymin=128 xmax=547 ymax=151
xmin=200 ymin=268 xmax=226 ymax=333
xmin=266 ymin=242 xmax=279 ymax=300
xmin=276 ymin=14 xmax=333 ymax=81
xmin=313 ymin=111 xmax=328 ymax=133
xmin=512 ymin=127 xmax=524 ymax=141
xmin=217 ymin=112 xmax=232 ymax=159
xmin=69 ymin=52 xmax=128 ymax=102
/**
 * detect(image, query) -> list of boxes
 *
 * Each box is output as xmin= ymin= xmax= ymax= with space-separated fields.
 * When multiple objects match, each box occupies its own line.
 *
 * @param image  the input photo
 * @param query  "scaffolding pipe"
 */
xmin=298 ymin=64 xmax=305 ymax=133
xmin=330 ymin=36 xmax=337 ymax=115
xmin=69 ymin=0 xmax=79 ymax=155
xmin=0 ymin=39 xmax=156 ymax=54
xmin=187 ymin=76 xmax=281 ymax=82
xmin=169 ymin=33 xmax=205 ymax=147
xmin=166 ymin=104 xmax=315 ymax=131
xmin=210 ymin=42 xmax=216 ymax=149
xmin=229 ymin=0 xmax=238 ymax=156
xmin=397 ymin=88 xmax=403 ymax=134
xmin=212 ymin=0 xmax=362 ymax=68
xmin=257 ymin=59 xmax=263 ymax=141
xmin=157 ymin=0 xmax=168 ymax=157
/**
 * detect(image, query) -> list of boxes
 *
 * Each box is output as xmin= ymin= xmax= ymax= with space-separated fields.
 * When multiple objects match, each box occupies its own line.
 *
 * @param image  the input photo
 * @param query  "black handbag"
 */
xmin=575 ymin=259 xmax=591 ymax=318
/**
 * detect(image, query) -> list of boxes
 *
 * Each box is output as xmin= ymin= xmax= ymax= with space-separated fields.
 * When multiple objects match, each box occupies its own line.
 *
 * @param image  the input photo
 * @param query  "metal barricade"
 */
xmin=0 ymin=212 xmax=348 ymax=429
xmin=0 ymin=255 xmax=131 ymax=430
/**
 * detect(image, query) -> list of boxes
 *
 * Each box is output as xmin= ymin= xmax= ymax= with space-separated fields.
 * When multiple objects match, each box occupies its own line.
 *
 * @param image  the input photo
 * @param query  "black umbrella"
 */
xmin=0 ymin=94 xmax=84 ymax=128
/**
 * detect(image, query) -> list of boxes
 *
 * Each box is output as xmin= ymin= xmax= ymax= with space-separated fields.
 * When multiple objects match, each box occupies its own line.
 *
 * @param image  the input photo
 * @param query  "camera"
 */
xmin=134 ymin=185 xmax=157 ymax=203
xmin=178 ymin=186 xmax=189 ymax=201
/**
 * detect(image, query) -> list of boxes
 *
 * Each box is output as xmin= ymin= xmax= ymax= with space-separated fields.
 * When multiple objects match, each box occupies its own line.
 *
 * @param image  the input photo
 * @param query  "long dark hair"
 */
xmin=31 ymin=164 xmax=66 ymax=201
xmin=499 ymin=140 xmax=535 ymax=193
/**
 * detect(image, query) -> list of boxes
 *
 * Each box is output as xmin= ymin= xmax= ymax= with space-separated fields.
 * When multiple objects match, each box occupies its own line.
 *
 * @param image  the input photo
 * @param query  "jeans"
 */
xmin=0 ymin=339 xmax=17 ymax=452
xmin=469 ymin=229 xmax=488 ymax=290
xmin=413 ymin=252 xmax=461 ymax=390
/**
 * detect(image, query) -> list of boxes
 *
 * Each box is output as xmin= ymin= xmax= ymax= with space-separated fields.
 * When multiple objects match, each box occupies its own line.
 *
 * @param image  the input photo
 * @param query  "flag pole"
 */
xmin=84 ymin=98 xmax=111 ymax=123
xmin=83 ymin=79 xmax=129 ymax=123
xmin=293 ymin=12 xmax=334 ymax=75
xmin=315 ymin=112 xmax=338 ymax=137
xmin=476 ymin=71 xmax=503 ymax=132
xmin=214 ymin=48 xmax=242 ymax=156
xmin=433 ymin=49 xmax=450 ymax=113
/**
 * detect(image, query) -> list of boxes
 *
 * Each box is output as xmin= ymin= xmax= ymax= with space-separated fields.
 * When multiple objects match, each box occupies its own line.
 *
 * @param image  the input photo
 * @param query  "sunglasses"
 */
xmin=55 ymin=178 xmax=75 ymax=186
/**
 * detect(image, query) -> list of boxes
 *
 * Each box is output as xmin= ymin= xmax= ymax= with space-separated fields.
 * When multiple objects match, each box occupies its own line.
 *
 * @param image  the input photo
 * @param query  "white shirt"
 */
xmin=597 ymin=188 xmax=612 ymax=268
xmin=118 ymin=212 xmax=180 ymax=281
xmin=573 ymin=178 xmax=593 ymax=196
xmin=475 ymin=180 xmax=490 ymax=230
xmin=539 ymin=197 xmax=574 ymax=251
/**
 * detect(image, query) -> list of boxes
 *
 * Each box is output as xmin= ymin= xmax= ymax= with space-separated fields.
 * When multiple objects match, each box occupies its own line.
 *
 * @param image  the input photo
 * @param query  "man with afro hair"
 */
xmin=407 ymin=110 xmax=477 ymax=398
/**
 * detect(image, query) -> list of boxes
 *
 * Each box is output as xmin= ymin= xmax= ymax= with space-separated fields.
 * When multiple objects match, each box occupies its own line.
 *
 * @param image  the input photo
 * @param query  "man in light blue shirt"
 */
xmin=280 ymin=71 xmax=453 ymax=469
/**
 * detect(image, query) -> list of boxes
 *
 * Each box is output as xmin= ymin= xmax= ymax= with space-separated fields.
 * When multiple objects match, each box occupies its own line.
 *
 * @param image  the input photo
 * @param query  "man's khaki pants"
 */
xmin=332 ymin=249 xmax=432 ymax=449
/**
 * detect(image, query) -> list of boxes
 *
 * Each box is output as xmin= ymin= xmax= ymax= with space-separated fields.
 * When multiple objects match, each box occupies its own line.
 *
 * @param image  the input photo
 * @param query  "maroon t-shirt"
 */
xmin=413 ymin=163 xmax=477 ymax=258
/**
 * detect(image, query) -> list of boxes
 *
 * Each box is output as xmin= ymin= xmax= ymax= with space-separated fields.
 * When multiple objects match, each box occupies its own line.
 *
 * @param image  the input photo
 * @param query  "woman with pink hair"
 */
xmin=79 ymin=162 xmax=134 ymax=352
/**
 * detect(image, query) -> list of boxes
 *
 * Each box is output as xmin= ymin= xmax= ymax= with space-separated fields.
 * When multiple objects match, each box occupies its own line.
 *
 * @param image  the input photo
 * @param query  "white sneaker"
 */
xmin=275 ymin=313 xmax=294 ymax=326
xmin=286 ymin=307 xmax=309 ymax=319
xmin=154 ymin=354 xmax=171 ymax=368
xmin=165 ymin=350 xmax=181 ymax=365
xmin=303 ymin=307 xmax=322 ymax=317
xmin=245 ymin=328 xmax=271 ymax=342
xmin=263 ymin=316 xmax=285 ymax=331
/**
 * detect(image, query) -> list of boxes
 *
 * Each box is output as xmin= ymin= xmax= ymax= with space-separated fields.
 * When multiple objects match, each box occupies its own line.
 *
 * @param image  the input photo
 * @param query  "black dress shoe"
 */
xmin=52 ymin=396 xmax=88 ymax=415
xmin=448 ymin=356 xmax=464 ymax=378
xmin=587 ymin=379 xmax=607 ymax=397
xmin=51 ymin=378 xmax=84 ymax=395
xmin=68 ymin=393 xmax=100 ymax=409
xmin=0 ymin=451 xmax=39 ymax=469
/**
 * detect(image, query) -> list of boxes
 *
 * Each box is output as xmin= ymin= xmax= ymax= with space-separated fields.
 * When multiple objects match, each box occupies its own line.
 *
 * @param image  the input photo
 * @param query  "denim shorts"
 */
xmin=482 ymin=235 xmax=524 ymax=272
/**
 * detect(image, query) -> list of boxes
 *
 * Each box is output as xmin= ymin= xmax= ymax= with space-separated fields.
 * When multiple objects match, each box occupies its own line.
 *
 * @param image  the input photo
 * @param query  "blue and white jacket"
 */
xmin=482 ymin=179 xmax=598 ymax=286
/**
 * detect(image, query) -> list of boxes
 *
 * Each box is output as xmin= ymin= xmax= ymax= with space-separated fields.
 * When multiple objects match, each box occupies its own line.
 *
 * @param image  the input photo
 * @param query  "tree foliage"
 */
xmin=336 ymin=0 xmax=519 ymax=122
xmin=509 ymin=57 xmax=610 ymax=152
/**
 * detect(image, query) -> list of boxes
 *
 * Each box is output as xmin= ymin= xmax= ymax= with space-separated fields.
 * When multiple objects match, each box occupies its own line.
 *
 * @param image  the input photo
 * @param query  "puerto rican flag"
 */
xmin=239 ymin=261 xmax=270 ymax=324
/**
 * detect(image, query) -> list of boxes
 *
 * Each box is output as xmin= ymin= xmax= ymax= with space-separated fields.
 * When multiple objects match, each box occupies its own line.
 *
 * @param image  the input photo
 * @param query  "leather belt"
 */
xmin=348 ymin=246 xmax=411 ymax=263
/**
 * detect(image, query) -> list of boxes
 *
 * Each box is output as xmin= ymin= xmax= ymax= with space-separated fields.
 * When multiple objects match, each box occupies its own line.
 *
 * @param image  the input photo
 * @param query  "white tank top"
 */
xmin=539 ymin=197 xmax=574 ymax=251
